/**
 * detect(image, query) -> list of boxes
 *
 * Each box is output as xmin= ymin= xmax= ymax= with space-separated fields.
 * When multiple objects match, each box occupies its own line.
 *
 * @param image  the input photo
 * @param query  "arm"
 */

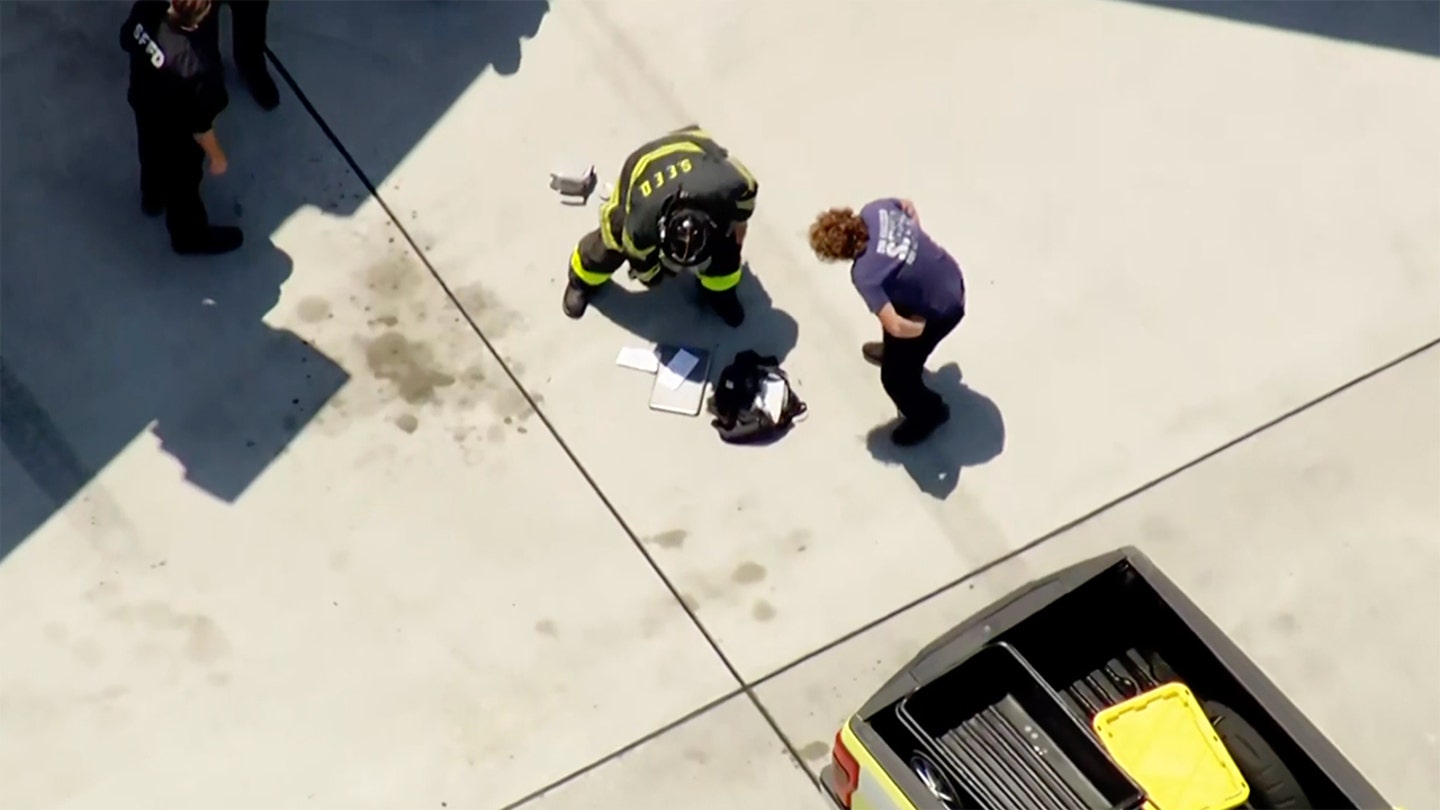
xmin=193 ymin=128 xmax=227 ymax=174
xmin=897 ymin=198 xmax=920 ymax=227
xmin=853 ymin=255 xmax=926 ymax=338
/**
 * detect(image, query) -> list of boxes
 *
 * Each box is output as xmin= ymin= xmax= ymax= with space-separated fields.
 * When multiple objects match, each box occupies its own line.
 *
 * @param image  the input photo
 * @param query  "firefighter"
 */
xmin=563 ymin=126 xmax=758 ymax=327
xmin=122 ymin=0 xmax=243 ymax=255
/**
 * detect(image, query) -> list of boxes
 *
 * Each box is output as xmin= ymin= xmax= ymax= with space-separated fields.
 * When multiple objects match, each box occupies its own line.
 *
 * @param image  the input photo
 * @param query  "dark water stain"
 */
xmin=679 ymin=593 xmax=700 ymax=611
xmin=453 ymin=282 xmax=522 ymax=338
xmin=682 ymin=748 xmax=709 ymax=765
xmin=296 ymin=297 xmax=332 ymax=323
xmin=785 ymin=528 xmax=812 ymax=553
xmin=751 ymin=600 xmax=777 ymax=622
xmin=534 ymin=619 xmax=558 ymax=637
xmin=731 ymin=561 xmax=767 ymax=585
xmin=364 ymin=332 xmax=456 ymax=404
xmin=798 ymin=741 xmax=831 ymax=761
xmin=393 ymin=413 xmax=419 ymax=434
xmin=648 ymin=529 xmax=687 ymax=549
xmin=365 ymin=255 xmax=423 ymax=299
xmin=368 ymin=314 xmax=400 ymax=328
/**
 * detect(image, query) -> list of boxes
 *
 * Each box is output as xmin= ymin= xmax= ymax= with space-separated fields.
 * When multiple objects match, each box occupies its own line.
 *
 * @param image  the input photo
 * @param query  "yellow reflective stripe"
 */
xmin=735 ymin=197 xmax=756 ymax=211
xmin=599 ymin=193 xmax=621 ymax=251
xmin=699 ymin=267 xmax=741 ymax=292
xmin=840 ymin=718 xmax=916 ymax=810
xmin=728 ymin=154 xmax=757 ymax=191
xmin=570 ymin=247 xmax=612 ymax=287
xmin=632 ymin=264 xmax=661 ymax=282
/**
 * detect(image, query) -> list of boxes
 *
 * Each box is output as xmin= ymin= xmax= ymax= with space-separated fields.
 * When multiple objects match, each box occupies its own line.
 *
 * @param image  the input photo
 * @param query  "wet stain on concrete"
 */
xmin=110 ymin=602 xmax=230 ymax=664
xmin=453 ymin=282 xmax=522 ymax=338
xmin=485 ymin=424 xmax=506 ymax=443
xmin=785 ymin=528 xmax=811 ymax=553
xmin=751 ymin=600 xmax=777 ymax=622
xmin=369 ymin=314 xmax=400 ymax=328
xmin=679 ymin=592 xmax=700 ymax=611
xmin=799 ymin=741 xmax=831 ymax=761
xmin=731 ymin=561 xmax=767 ymax=585
xmin=534 ymin=619 xmax=558 ymax=637
xmin=394 ymin=413 xmax=419 ymax=434
xmin=648 ymin=529 xmax=687 ymax=549
xmin=682 ymin=748 xmax=709 ymax=765
xmin=365 ymin=254 xmax=423 ymax=300
xmin=365 ymin=332 xmax=456 ymax=404
xmin=297 ymin=296 xmax=333 ymax=323
xmin=1270 ymin=612 xmax=1299 ymax=637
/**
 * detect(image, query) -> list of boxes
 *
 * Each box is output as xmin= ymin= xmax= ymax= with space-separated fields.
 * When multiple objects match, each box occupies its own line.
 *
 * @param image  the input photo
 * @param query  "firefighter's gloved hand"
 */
xmin=629 ymin=264 xmax=666 ymax=288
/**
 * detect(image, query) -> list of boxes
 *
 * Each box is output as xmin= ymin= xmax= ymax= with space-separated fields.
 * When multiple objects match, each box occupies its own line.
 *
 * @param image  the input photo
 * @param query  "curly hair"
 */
xmin=808 ymin=207 xmax=869 ymax=262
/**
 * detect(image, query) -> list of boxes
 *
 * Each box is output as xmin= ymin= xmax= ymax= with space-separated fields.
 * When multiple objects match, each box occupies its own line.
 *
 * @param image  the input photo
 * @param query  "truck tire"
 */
xmin=1203 ymin=700 xmax=1312 ymax=809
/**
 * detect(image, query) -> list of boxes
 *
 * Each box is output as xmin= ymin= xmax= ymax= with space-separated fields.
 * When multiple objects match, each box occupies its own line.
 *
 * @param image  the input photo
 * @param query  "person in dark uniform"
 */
xmin=563 ymin=125 xmax=758 ymax=327
xmin=122 ymin=0 xmax=243 ymax=255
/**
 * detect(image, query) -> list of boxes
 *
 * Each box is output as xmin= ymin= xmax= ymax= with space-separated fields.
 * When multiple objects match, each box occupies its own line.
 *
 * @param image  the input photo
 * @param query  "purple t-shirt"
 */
xmin=850 ymin=198 xmax=966 ymax=321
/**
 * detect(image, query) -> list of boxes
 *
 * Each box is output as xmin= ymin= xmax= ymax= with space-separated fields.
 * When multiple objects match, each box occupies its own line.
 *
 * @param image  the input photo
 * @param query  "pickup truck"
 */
xmin=820 ymin=547 xmax=1396 ymax=810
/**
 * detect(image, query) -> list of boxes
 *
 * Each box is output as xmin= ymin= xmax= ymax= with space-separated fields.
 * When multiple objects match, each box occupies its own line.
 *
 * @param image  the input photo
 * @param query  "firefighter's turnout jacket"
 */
xmin=571 ymin=126 xmax=758 ymax=293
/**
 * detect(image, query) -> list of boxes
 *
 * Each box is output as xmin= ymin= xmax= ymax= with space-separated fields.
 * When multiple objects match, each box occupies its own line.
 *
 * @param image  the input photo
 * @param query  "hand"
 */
xmin=208 ymin=154 xmax=228 ymax=176
xmin=892 ymin=316 xmax=925 ymax=339
xmin=899 ymin=198 xmax=919 ymax=225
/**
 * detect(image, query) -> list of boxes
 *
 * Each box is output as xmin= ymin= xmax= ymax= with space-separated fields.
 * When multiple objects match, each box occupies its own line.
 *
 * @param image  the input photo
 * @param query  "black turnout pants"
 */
xmin=881 ymin=309 xmax=963 ymax=423
xmin=136 ymin=113 xmax=209 ymax=240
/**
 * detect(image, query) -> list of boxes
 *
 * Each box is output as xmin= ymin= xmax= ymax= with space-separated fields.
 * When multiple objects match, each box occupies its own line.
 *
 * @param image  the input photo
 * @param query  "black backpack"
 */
xmin=706 ymin=350 xmax=807 ymax=444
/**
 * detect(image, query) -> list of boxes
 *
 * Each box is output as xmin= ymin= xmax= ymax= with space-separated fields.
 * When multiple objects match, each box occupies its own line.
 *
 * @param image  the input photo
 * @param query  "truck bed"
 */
xmin=854 ymin=548 xmax=1389 ymax=810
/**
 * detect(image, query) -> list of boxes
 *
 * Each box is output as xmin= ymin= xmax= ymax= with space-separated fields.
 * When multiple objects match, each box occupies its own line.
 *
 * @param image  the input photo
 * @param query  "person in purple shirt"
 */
xmin=808 ymin=198 xmax=966 ymax=446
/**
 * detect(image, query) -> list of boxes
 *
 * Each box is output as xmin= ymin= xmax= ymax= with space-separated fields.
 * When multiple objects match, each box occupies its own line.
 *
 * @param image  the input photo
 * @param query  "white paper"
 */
xmin=616 ymin=346 xmax=659 ymax=373
xmin=658 ymin=349 xmax=699 ymax=391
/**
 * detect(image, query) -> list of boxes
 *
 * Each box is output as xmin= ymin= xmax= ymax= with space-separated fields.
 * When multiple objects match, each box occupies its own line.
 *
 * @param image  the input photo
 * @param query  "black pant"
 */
xmin=198 ymin=0 xmax=270 ymax=68
xmin=135 ymin=112 xmax=209 ymax=240
xmin=881 ymin=309 xmax=963 ymax=422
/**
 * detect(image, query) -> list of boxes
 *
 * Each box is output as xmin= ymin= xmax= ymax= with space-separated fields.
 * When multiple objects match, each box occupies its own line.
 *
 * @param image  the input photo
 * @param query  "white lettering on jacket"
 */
xmin=132 ymin=23 xmax=165 ymax=68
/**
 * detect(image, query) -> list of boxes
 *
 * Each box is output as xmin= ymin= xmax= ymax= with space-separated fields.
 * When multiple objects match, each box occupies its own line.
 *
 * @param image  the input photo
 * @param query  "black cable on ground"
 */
xmin=263 ymin=48 xmax=820 ymax=805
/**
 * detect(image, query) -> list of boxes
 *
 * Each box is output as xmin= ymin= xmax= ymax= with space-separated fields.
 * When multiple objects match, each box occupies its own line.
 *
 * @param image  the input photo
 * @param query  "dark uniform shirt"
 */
xmin=601 ymin=126 xmax=758 ymax=268
xmin=121 ymin=0 xmax=227 ymax=134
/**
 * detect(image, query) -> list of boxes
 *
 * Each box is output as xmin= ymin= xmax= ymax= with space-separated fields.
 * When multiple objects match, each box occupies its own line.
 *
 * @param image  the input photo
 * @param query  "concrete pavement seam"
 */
xmin=262 ymin=48 xmax=821 ymax=802
xmin=746 ymin=335 xmax=1440 ymax=692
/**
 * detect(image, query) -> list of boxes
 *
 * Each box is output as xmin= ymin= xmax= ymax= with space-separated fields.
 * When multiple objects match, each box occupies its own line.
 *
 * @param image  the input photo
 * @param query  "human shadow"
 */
xmin=1116 ymin=0 xmax=1439 ymax=58
xmin=263 ymin=0 xmax=551 ymax=215
xmin=589 ymin=263 xmax=801 ymax=366
xmin=864 ymin=363 xmax=1005 ymax=499
xmin=0 ymin=1 xmax=352 ymax=559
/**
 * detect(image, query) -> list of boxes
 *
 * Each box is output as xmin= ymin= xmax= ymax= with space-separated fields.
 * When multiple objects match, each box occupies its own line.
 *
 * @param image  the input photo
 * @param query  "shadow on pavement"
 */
xmin=865 ymin=364 xmax=1005 ymax=500
xmin=0 ymin=1 xmax=549 ymax=560
xmin=591 ymin=263 xmax=801 ymax=365
xmin=265 ymin=0 xmax=551 ymax=214
xmin=1117 ymin=0 xmax=1440 ymax=58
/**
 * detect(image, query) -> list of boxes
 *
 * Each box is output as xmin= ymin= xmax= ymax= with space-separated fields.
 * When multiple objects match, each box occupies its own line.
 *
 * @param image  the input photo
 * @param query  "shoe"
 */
xmin=891 ymin=403 xmax=950 ymax=447
xmin=141 ymin=193 xmax=164 ymax=217
xmin=562 ymin=280 xmax=592 ymax=319
xmin=707 ymin=289 xmax=745 ymax=328
xmin=240 ymin=61 xmax=280 ymax=111
xmin=861 ymin=341 xmax=884 ymax=366
xmin=172 ymin=226 xmax=243 ymax=255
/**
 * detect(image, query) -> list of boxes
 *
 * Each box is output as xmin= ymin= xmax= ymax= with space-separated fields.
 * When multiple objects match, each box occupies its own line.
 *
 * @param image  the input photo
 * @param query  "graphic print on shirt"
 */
xmin=876 ymin=208 xmax=918 ymax=265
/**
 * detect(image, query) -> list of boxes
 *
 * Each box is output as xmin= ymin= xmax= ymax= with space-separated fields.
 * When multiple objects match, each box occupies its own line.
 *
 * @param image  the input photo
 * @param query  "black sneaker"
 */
xmin=861 ymin=341 xmax=884 ymax=366
xmin=240 ymin=62 xmax=280 ymax=111
xmin=707 ymin=289 xmax=745 ymax=328
xmin=891 ymin=403 xmax=950 ymax=447
xmin=562 ymin=282 xmax=592 ymax=319
xmin=172 ymin=226 xmax=243 ymax=256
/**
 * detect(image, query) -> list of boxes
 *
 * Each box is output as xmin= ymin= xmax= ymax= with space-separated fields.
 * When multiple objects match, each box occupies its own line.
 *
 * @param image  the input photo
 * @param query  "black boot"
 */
xmin=173 ymin=226 xmax=244 ymax=256
xmin=891 ymin=402 xmax=951 ymax=447
xmin=239 ymin=59 xmax=280 ymax=111
xmin=705 ymin=288 xmax=745 ymax=328
xmin=562 ymin=277 xmax=594 ymax=319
